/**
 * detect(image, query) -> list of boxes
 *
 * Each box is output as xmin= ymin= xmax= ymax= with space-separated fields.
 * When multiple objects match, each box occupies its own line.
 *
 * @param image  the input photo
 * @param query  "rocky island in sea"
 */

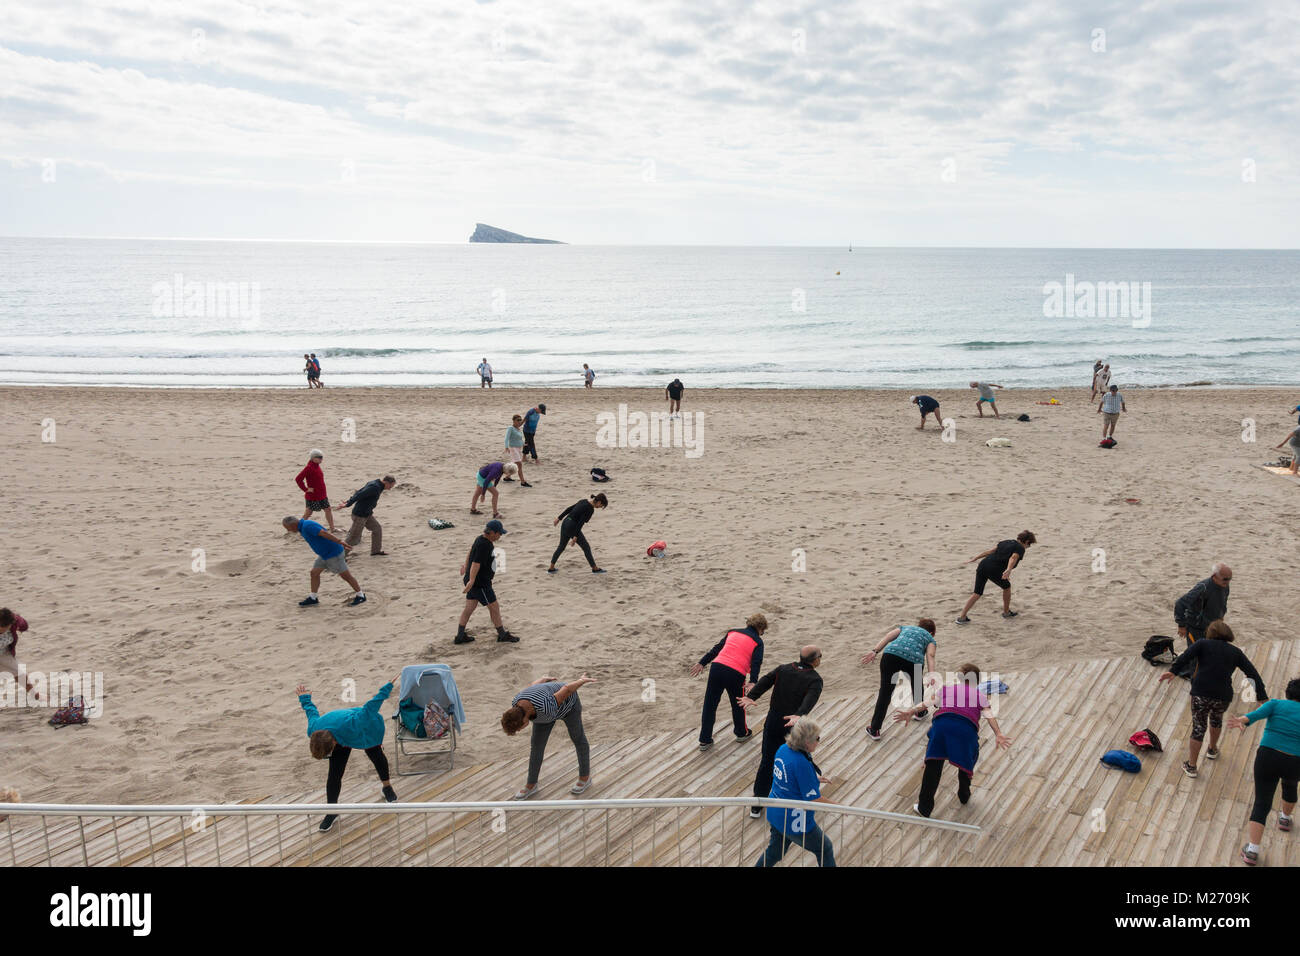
xmin=469 ymin=223 xmax=565 ymax=244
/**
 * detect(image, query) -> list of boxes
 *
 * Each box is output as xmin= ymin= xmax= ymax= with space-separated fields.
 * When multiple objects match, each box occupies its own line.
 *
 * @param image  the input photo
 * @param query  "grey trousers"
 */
xmin=345 ymin=513 xmax=382 ymax=553
xmin=527 ymin=699 xmax=590 ymax=786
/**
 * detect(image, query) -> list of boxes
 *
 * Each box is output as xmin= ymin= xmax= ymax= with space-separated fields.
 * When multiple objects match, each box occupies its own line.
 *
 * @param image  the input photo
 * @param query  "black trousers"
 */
xmin=870 ymin=653 xmax=923 ymax=733
xmin=918 ymin=758 xmax=971 ymax=817
xmin=523 ymin=432 xmax=538 ymax=460
xmin=326 ymin=745 xmax=390 ymax=803
xmin=551 ymin=518 xmax=595 ymax=568
xmin=753 ymin=715 xmax=789 ymax=803
xmin=1250 ymin=746 xmax=1300 ymax=825
xmin=699 ymin=663 xmax=748 ymax=744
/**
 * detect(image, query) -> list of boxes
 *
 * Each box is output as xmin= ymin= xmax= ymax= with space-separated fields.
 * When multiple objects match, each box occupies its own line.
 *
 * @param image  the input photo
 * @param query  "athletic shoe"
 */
xmin=699 ymin=741 xmax=713 ymax=752
xmin=546 ymin=568 xmax=557 ymax=574
xmin=749 ymin=807 xmax=762 ymax=819
xmin=299 ymin=596 xmax=319 ymax=607
xmin=735 ymin=729 xmax=754 ymax=742
xmin=382 ymin=786 xmax=397 ymax=803
xmin=1002 ymin=610 xmax=1018 ymax=619
xmin=1182 ymin=761 xmax=1198 ymax=778
xmin=502 ymin=477 xmax=515 ymax=482
xmin=865 ymin=728 xmax=883 ymax=741
xmin=1279 ymin=814 xmax=1293 ymax=832
xmin=319 ymin=814 xmax=338 ymax=832
xmin=520 ymin=482 xmax=533 ymax=488
xmin=1206 ymin=748 xmax=1220 ymax=760
xmin=911 ymin=804 xmax=929 ymax=818
xmin=496 ymin=630 xmax=520 ymax=643
xmin=592 ymin=568 xmax=607 ymax=574
xmin=349 ymin=594 xmax=367 ymax=606
xmin=454 ymin=631 xmax=475 ymax=645
xmin=955 ymin=616 xmax=970 ymax=625
xmin=913 ymin=708 xmax=929 ymax=722
xmin=1240 ymin=844 xmax=1258 ymax=865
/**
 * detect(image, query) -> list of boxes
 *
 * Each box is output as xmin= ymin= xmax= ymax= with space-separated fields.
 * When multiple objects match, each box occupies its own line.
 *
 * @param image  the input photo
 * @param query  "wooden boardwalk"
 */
xmin=6 ymin=640 xmax=1298 ymax=866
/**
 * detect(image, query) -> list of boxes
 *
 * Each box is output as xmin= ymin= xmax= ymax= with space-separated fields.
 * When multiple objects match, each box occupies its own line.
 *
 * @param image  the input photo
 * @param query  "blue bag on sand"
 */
xmin=1101 ymin=749 xmax=1141 ymax=773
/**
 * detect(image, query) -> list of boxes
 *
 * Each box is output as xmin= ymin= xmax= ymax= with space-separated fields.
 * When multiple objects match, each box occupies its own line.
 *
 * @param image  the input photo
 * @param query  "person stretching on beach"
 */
xmin=1274 ymin=423 xmax=1300 ymax=474
xmin=456 ymin=519 xmax=518 ymax=644
xmin=738 ymin=645 xmax=824 ymax=818
xmin=1157 ymin=620 xmax=1266 ymax=779
xmin=1097 ymin=384 xmax=1126 ymax=439
xmin=754 ymin=718 xmax=835 ymax=867
xmin=897 ymin=663 xmax=1011 ymax=817
xmin=470 ymin=461 xmax=516 ymax=518
xmin=503 ymin=416 xmax=532 ymax=487
xmin=297 ymin=675 xmax=398 ymax=832
xmin=478 ymin=358 xmax=493 ymax=388
xmin=501 ymin=674 xmax=596 ymax=799
xmin=295 ymin=449 xmax=336 ymax=532
xmin=1227 ymin=676 xmax=1300 ymax=865
xmin=956 ymin=531 xmax=1035 ymax=624
xmin=0 ymin=608 xmax=38 ymax=701
xmin=970 ymin=381 xmax=1003 ymax=418
xmin=911 ymin=395 xmax=942 ymax=430
xmin=690 ymin=613 xmax=767 ymax=751
xmin=583 ymin=363 xmax=595 ymax=389
xmin=522 ymin=403 xmax=546 ymax=462
xmin=861 ymin=619 xmax=938 ymax=741
xmin=547 ymin=494 xmax=608 ymax=574
xmin=1174 ymin=563 xmax=1231 ymax=646
xmin=666 ymin=378 xmax=684 ymax=418
xmin=340 ymin=474 xmax=396 ymax=556
xmin=282 ymin=517 xmax=365 ymax=606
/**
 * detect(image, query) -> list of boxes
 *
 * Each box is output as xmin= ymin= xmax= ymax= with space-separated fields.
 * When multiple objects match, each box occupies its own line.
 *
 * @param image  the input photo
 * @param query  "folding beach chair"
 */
xmin=392 ymin=664 xmax=465 ymax=776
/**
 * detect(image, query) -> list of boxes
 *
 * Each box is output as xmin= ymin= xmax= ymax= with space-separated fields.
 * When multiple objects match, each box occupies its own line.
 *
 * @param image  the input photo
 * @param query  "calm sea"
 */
xmin=1 ymin=239 xmax=1296 ymax=389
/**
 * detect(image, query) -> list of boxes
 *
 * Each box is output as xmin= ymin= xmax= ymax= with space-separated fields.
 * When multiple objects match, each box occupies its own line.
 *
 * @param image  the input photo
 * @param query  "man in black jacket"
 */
xmin=738 ymin=645 xmax=823 ymax=818
xmin=1174 ymin=563 xmax=1232 ymax=646
xmin=341 ymin=475 xmax=396 ymax=556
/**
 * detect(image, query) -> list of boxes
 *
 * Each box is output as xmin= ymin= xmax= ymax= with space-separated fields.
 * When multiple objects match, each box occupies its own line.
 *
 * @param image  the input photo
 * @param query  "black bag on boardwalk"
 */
xmin=1141 ymin=636 xmax=1176 ymax=666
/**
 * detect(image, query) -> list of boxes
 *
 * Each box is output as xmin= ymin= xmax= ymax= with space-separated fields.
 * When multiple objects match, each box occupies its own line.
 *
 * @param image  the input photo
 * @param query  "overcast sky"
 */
xmin=2 ymin=0 xmax=1298 ymax=245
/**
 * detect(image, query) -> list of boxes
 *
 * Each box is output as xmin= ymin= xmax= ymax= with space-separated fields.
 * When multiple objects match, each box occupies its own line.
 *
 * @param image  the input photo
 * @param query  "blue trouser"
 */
xmin=755 ymin=822 xmax=836 ymax=867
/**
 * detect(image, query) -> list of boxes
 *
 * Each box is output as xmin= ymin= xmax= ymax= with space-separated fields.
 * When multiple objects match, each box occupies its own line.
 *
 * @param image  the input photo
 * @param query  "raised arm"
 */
xmin=1235 ymin=650 xmax=1268 ymax=702
xmin=362 ymin=682 xmax=394 ymax=716
xmin=553 ymin=675 xmax=596 ymax=704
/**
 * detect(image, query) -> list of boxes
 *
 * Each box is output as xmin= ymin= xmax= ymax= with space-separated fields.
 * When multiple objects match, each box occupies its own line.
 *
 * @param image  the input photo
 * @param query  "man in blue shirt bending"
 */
xmin=282 ymin=516 xmax=366 ymax=606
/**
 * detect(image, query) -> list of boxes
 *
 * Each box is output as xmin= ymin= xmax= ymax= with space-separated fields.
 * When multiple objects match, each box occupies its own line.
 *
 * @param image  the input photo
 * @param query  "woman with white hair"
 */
xmin=470 ymin=461 xmax=517 ymax=518
xmin=754 ymin=717 xmax=835 ymax=867
xmin=295 ymin=448 xmax=336 ymax=532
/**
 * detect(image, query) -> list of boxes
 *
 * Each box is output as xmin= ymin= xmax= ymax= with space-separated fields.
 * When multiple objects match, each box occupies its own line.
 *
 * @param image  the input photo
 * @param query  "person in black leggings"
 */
xmin=1227 ymin=676 xmax=1300 ymax=865
xmin=547 ymin=494 xmax=607 ymax=573
xmin=860 ymin=619 xmax=938 ymax=740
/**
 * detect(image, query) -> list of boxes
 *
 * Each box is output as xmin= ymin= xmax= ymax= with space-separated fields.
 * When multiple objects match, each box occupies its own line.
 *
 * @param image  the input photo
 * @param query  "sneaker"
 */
xmin=735 ymin=729 xmax=754 ymax=742
xmin=319 ymin=814 xmax=338 ymax=832
xmin=496 ymin=630 xmax=520 ymax=643
xmin=454 ymin=631 xmax=475 ymax=645
xmin=911 ymin=804 xmax=929 ymax=818
xmin=955 ymin=616 xmax=970 ymax=625
xmin=1001 ymin=610 xmax=1018 ymax=619
xmin=299 ymin=596 xmax=319 ymax=607
xmin=349 ymin=593 xmax=367 ymax=606
xmin=699 ymin=741 xmax=713 ymax=752
xmin=502 ymin=477 xmax=516 ymax=482
xmin=1205 ymin=748 xmax=1219 ymax=760
xmin=592 ymin=568 xmax=607 ymax=574
xmin=749 ymin=807 xmax=762 ymax=819
xmin=913 ymin=708 xmax=929 ymax=722
xmin=1182 ymin=761 xmax=1198 ymax=778
xmin=382 ymin=785 xmax=397 ymax=803
xmin=546 ymin=568 xmax=557 ymax=574
xmin=520 ymin=482 xmax=533 ymax=488
xmin=865 ymin=727 xmax=883 ymax=741
xmin=1240 ymin=844 xmax=1258 ymax=865
xmin=1279 ymin=814 xmax=1293 ymax=832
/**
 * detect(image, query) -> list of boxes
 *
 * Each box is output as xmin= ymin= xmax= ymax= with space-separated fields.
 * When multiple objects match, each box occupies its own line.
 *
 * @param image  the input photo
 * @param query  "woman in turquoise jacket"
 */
xmin=297 ymin=676 xmax=399 ymax=832
xmin=1227 ymin=677 xmax=1300 ymax=865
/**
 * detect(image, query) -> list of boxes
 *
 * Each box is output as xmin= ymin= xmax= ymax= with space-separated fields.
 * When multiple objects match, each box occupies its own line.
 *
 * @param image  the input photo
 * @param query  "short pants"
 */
xmin=1190 ymin=695 xmax=1229 ymax=741
xmin=1102 ymin=412 xmax=1120 ymax=425
xmin=466 ymin=585 xmax=497 ymax=606
xmin=978 ymin=396 xmax=996 ymax=403
xmin=313 ymin=554 xmax=349 ymax=574
xmin=475 ymin=473 xmax=498 ymax=489
xmin=305 ymin=498 xmax=331 ymax=510
xmin=973 ymin=563 xmax=1010 ymax=595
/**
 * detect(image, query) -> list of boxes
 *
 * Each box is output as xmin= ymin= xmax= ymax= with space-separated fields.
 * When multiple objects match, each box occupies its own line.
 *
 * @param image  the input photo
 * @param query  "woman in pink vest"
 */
xmin=690 ymin=613 xmax=767 ymax=750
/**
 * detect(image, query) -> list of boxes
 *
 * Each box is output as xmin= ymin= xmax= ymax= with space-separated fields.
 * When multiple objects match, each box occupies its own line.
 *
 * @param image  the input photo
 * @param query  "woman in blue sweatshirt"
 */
xmin=297 ymin=676 xmax=399 ymax=832
xmin=1227 ymin=677 xmax=1300 ymax=865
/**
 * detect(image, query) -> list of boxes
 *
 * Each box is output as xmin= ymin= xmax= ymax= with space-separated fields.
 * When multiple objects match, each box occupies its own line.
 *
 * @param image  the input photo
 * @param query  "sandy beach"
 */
xmin=1 ymin=384 xmax=1297 ymax=806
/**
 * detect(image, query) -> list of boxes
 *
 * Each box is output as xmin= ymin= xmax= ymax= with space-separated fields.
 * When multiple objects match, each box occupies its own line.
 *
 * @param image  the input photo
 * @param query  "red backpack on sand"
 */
xmin=1099 ymin=437 xmax=1117 ymax=448
xmin=49 ymin=696 xmax=88 ymax=728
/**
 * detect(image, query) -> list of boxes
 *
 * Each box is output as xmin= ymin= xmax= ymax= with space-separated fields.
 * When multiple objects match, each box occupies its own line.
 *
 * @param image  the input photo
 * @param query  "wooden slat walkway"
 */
xmin=6 ymin=640 xmax=1298 ymax=866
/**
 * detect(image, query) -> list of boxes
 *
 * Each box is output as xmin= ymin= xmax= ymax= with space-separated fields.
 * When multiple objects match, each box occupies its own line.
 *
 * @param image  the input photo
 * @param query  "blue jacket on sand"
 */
xmin=300 ymin=682 xmax=392 ymax=749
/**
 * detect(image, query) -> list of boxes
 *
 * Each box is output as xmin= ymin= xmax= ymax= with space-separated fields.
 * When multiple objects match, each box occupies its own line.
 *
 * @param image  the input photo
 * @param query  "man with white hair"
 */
xmin=1174 ymin=563 xmax=1232 ymax=646
xmin=282 ymin=517 xmax=366 ymax=607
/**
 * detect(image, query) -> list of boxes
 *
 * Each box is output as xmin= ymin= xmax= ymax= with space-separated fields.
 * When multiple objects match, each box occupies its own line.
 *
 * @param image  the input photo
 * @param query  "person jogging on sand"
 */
xmin=282 ymin=517 xmax=366 ymax=606
xmin=502 ymin=674 xmax=596 ymax=799
xmin=456 ymin=519 xmax=518 ymax=644
xmin=911 ymin=395 xmax=942 ymax=430
xmin=297 ymin=675 xmax=398 ymax=832
xmin=956 ymin=531 xmax=1035 ymax=624
xmin=470 ymin=461 xmax=516 ymax=518
xmin=547 ymin=494 xmax=607 ymax=574
xmin=970 ymin=381 xmax=1003 ymax=418
xmin=691 ymin=613 xmax=767 ymax=750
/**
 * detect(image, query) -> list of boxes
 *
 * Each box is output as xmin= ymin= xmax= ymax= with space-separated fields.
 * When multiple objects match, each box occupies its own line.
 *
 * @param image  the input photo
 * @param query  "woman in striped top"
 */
xmin=502 ymin=675 xmax=597 ymax=799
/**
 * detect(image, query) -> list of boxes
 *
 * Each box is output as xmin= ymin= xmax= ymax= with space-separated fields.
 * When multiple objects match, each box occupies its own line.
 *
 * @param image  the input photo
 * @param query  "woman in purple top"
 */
xmin=470 ymin=461 xmax=517 ymax=518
